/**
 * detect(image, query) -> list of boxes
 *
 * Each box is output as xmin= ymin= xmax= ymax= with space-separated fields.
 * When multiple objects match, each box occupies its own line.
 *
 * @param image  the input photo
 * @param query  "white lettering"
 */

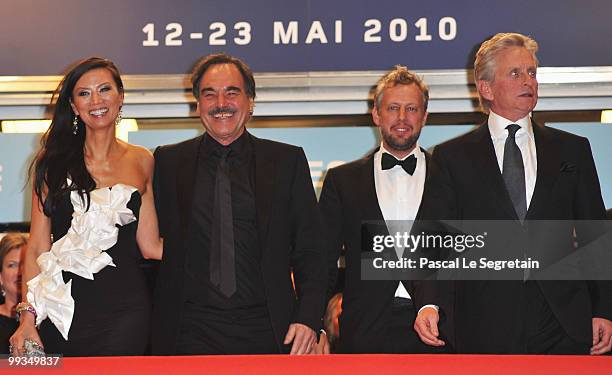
xmin=335 ymin=20 xmax=343 ymax=43
xmin=373 ymin=235 xmax=385 ymax=252
xmin=305 ymin=21 xmax=328 ymax=44
xmin=274 ymin=21 xmax=298 ymax=44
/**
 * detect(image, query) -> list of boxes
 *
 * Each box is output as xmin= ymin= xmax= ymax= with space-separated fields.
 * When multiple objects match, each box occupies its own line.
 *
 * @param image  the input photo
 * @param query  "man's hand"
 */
xmin=591 ymin=317 xmax=612 ymax=355
xmin=414 ymin=306 xmax=445 ymax=347
xmin=284 ymin=323 xmax=316 ymax=355
xmin=312 ymin=331 xmax=330 ymax=354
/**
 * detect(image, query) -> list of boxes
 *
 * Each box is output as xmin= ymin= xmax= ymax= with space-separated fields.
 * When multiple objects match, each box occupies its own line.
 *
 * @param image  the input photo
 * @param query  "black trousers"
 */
xmin=524 ymin=282 xmax=589 ymax=354
xmin=176 ymin=302 xmax=280 ymax=355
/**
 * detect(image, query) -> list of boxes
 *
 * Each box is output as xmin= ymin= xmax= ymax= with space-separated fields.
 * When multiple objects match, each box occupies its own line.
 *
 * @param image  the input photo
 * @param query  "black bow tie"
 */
xmin=381 ymin=153 xmax=417 ymax=175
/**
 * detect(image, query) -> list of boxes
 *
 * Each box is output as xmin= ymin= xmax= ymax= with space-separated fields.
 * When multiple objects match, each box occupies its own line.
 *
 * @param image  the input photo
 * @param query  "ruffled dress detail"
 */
xmin=27 ymin=184 xmax=137 ymax=340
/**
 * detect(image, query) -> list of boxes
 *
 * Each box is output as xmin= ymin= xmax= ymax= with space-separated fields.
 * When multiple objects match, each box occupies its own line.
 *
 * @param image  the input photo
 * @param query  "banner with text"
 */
xmin=1 ymin=0 xmax=611 ymax=75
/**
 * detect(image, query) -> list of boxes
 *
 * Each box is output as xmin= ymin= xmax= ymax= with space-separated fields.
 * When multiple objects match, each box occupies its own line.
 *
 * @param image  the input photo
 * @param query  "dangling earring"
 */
xmin=115 ymin=109 xmax=123 ymax=126
xmin=1 ymin=283 xmax=5 ymax=297
xmin=72 ymin=115 xmax=79 ymax=135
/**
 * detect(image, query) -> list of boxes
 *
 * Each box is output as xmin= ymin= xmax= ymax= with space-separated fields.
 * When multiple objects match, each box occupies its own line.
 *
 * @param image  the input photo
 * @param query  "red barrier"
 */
xmin=16 ymin=354 xmax=612 ymax=374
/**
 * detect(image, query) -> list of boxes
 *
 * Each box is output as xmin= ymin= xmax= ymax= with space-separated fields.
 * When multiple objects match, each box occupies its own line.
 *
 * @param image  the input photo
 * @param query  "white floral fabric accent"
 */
xmin=27 ymin=184 xmax=137 ymax=340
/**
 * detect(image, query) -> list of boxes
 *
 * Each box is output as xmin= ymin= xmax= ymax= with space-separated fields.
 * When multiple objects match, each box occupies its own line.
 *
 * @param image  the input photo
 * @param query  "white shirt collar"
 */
xmin=488 ymin=111 xmax=534 ymax=141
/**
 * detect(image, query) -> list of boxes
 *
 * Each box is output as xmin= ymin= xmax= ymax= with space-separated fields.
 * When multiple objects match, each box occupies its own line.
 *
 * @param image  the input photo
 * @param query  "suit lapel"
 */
xmin=360 ymin=152 xmax=386 ymax=222
xmin=177 ymin=135 xmax=203 ymax=237
xmin=252 ymin=134 xmax=277 ymax=250
xmin=469 ymin=123 xmax=519 ymax=220
xmin=526 ymin=122 xmax=560 ymax=219
xmin=416 ymin=147 xmax=430 ymax=219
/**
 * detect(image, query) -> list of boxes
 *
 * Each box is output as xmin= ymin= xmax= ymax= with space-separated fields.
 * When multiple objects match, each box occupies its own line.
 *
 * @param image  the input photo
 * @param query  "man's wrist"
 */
xmin=417 ymin=304 xmax=439 ymax=315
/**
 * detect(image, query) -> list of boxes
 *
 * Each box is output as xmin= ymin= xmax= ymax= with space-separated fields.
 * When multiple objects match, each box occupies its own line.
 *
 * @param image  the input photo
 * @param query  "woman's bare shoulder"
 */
xmin=120 ymin=141 xmax=154 ymax=165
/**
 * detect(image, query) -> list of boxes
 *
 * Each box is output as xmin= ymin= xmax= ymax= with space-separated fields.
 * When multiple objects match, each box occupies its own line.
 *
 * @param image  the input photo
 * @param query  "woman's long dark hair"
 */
xmin=29 ymin=57 xmax=124 ymax=216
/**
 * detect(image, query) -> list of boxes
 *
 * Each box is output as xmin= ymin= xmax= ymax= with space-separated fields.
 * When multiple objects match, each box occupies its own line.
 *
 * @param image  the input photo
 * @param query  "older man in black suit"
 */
xmin=414 ymin=33 xmax=612 ymax=355
xmin=152 ymin=54 xmax=326 ymax=355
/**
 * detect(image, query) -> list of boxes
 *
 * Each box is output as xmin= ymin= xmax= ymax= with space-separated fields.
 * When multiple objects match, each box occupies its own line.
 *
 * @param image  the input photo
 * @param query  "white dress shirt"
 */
xmin=488 ymin=111 xmax=537 ymax=210
xmin=374 ymin=143 xmax=426 ymax=299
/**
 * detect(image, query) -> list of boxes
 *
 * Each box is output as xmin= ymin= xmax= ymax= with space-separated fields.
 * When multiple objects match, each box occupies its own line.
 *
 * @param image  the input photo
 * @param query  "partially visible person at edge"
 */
xmin=10 ymin=57 xmax=163 ymax=356
xmin=0 ymin=233 xmax=28 ymax=353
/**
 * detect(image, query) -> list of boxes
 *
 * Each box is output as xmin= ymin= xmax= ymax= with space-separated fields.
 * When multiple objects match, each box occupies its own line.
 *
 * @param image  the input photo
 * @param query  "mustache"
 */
xmin=208 ymin=106 xmax=237 ymax=116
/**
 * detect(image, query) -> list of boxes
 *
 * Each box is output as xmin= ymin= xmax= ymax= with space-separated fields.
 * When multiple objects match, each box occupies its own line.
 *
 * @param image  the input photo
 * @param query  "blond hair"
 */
xmin=374 ymin=65 xmax=429 ymax=111
xmin=0 ymin=233 xmax=28 ymax=270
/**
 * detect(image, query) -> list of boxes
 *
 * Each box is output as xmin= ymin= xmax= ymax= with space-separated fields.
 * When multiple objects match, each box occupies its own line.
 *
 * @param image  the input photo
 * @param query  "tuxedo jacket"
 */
xmin=419 ymin=121 xmax=611 ymax=353
xmin=151 ymin=132 xmax=326 ymax=354
xmin=318 ymin=148 xmax=441 ymax=353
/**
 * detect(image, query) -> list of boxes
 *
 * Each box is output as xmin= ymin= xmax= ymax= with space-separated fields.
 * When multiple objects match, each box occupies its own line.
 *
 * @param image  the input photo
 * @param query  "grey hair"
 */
xmin=474 ymin=32 xmax=539 ymax=112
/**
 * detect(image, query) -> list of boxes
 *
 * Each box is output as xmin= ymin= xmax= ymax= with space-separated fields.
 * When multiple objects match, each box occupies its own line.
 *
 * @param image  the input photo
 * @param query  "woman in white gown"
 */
xmin=10 ymin=57 xmax=162 ymax=356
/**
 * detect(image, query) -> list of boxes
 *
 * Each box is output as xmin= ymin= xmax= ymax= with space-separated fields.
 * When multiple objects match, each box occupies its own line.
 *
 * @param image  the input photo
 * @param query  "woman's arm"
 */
xmin=135 ymin=148 xmax=163 ymax=260
xmin=10 ymin=186 xmax=50 ymax=353
xmin=23 ymin=187 xmax=52 ymax=294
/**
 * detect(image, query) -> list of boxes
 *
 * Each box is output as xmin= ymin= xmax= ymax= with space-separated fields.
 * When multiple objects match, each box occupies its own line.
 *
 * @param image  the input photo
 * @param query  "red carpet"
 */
xmin=18 ymin=354 xmax=612 ymax=374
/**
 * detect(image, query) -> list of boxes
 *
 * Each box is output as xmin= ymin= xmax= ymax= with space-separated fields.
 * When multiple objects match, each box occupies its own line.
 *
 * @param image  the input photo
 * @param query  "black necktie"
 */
xmin=381 ymin=153 xmax=417 ymax=175
xmin=210 ymin=147 xmax=236 ymax=297
xmin=502 ymin=124 xmax=527 ymax=221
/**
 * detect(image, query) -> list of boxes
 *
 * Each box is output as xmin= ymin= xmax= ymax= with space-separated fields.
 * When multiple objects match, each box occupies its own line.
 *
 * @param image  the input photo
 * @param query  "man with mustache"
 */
xmin=151 ymin=53 xmax=326 ymax=355
xmin=317 ymin=66 xmax=446 ymax=353
xmin=414 ymin=33 xmax=612 ymax=354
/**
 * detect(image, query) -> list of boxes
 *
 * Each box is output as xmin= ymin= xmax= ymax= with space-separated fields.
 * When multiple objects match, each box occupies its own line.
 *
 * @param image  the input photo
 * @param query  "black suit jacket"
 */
xmin=319 ymin=148 xmax=439 ymax=353
xmin=151 ymin=132 xmax=326 ymax=354
xmin=420 ymin=121 xmax=611 ymax=353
